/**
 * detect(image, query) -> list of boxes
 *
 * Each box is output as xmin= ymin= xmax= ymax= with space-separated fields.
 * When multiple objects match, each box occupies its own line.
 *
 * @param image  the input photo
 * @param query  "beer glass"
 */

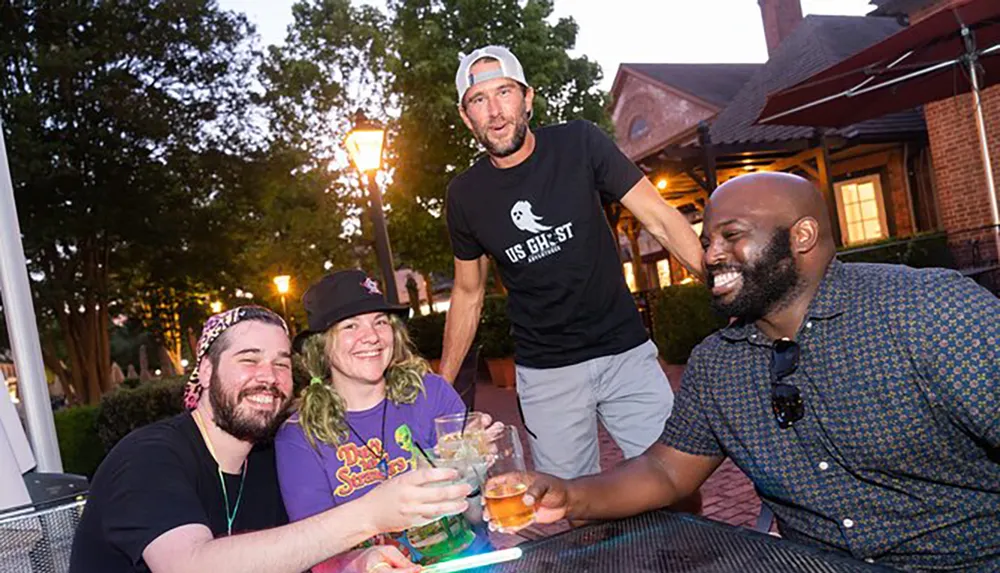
xmin=483 ymin=425 xmax=535 ymax=532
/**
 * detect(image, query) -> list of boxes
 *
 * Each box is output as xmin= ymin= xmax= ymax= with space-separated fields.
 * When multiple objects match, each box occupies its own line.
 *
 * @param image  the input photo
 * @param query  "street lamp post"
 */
xmin=273 ymin=275 xmax=291 ymax=322
xmin=345 ymin=112 xmax=399 ymax=304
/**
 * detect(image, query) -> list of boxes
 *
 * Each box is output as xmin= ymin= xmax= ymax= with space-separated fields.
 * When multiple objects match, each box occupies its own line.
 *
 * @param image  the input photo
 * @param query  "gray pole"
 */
xmin=366 ymin=173 xmax=399 ymax=304
xmin=0 ymin=121 xmax=62 ymax=472
xmin=968 ymin=53 xmax=1000 ymax=261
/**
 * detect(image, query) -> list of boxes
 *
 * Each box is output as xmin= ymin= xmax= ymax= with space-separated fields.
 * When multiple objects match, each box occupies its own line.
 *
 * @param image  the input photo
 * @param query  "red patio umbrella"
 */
xmin=755 ymin=0 xmax=1000 ymax=249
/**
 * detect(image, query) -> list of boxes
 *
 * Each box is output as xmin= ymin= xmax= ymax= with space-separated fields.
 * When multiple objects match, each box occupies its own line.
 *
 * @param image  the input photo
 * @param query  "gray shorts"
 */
xmin=515 ymin=340 xmax=674 ymax=479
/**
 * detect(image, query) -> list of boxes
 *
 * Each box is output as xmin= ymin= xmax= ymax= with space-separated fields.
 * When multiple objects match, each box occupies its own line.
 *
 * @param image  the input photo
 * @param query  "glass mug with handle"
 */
xmin=484 ymin=425 xmax=535 ymax=532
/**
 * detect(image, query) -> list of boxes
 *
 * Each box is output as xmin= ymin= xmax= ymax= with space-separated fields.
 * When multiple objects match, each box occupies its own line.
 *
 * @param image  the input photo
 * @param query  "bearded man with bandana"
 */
xmin=70 ymin=306 xmax=472 ymax=573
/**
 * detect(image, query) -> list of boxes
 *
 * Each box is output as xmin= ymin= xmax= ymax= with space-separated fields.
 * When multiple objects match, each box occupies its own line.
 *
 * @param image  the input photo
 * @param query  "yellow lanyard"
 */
xmin=192 ymin=410 xmax=247 ymax=536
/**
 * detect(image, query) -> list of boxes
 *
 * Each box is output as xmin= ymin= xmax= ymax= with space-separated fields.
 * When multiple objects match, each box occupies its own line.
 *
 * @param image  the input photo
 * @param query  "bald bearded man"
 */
xmin=520 ymin=173 xmax=1000 ymax=571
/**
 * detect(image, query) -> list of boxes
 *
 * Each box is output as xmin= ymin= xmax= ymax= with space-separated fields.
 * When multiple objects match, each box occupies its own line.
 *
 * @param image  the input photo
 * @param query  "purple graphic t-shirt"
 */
xmin=275 ymin=373 xmax=465 ymax=517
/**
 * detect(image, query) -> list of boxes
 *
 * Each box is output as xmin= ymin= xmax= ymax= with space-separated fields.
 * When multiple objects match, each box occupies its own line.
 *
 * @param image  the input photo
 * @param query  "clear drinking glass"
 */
xmin=434 ymin=412 xmax=489 ymax=460
xmin=483 ymin=425 xmax=535 ymax=532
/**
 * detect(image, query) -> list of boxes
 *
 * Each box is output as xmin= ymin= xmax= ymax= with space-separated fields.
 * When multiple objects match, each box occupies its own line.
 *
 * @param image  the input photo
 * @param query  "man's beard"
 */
xmin=474 ymin=109 xmax=529 ymax=158
xmin=708 ymin=227 xmax=801 ymax=321
xmin=209 ymin=371 xmax=291 ymax=443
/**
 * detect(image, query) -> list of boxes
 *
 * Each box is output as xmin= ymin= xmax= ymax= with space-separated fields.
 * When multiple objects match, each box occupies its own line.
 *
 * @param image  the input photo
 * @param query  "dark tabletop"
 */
xmin=478 ymin=510 xmax=896 ymax=572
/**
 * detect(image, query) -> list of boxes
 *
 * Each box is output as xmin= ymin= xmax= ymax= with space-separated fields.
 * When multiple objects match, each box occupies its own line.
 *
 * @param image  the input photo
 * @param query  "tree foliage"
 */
xmin=0 ymin=0 xmax=609 ymax=403
xmin=0 ymin=0 xmax=261 ymax=403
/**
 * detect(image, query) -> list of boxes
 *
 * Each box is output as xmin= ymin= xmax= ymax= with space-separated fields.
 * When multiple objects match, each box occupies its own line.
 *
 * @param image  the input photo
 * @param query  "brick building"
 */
xmin=871 ymin=0 xmax=1000 ymax=275
xmin=611 ymin=0 xmax=936 ymax=290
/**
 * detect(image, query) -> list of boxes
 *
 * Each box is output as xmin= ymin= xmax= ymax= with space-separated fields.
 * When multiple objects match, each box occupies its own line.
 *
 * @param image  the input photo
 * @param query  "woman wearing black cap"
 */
xmin=275 ymin=270 xmax=499 ymax=572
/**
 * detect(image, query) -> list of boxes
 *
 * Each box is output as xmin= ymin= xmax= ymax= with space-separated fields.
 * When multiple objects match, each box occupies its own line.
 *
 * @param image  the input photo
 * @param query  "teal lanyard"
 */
xmin=193 ymin=410 xmax=248 ymax=536
xmin=218 ymin=461 xmax=247 ymax=536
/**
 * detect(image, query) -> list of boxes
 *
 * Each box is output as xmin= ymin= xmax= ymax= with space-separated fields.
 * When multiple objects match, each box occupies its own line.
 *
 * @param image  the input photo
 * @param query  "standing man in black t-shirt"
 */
xmin=70 ymin=306 xmax=471 ymax=573
xmin=441 ymin=46 xmax=703 ymax=480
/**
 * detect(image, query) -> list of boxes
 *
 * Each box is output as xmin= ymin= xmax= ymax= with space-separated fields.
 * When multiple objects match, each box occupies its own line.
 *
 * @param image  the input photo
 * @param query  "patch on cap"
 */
xmin=361 ymin=277 xmax=382 ymax=295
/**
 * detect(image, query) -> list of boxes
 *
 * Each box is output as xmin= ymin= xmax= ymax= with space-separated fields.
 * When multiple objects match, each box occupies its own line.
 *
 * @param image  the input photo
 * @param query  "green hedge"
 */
xmin=838 ymin=232 xmax=955 ymax=268
xmin=96 ymin=377 xmax=186 ymax=452
xmin=477 ymin=295 xmax=515 ymax=359
xmin=649 ymin=284 xmax=728 ymax=364
xmin=54 ymin=377 xmax=188 ymax=477
xmin=54 ymin=405 xmax=103 ymax=477
xmin=407 ymin=311 xmax=447 ymax=359
xmin=407 ymin=296 xmax=515 ymax=360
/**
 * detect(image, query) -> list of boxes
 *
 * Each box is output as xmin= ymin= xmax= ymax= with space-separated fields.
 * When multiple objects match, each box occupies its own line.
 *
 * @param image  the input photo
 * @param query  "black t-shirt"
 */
xmin=446 ymin=119 xmax=649 ymax=368
xmin=69 ymin=413 xmax=288 ymax=573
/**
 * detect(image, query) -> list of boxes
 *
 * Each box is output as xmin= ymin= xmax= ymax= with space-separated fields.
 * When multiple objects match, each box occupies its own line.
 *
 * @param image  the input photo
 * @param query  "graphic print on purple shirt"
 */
xmin=274 ymin=373 xmax=466 ymax=515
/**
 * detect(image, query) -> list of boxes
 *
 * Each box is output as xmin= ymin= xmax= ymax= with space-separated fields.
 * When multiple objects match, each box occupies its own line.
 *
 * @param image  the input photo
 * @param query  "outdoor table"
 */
xmin=480 ymin=510 xmax=893 ymax=572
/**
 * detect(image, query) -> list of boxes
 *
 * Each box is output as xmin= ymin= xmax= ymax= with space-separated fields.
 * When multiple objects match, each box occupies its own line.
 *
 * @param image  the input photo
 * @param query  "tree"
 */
xmin=0 ymin=1 xmax=262 ymax=403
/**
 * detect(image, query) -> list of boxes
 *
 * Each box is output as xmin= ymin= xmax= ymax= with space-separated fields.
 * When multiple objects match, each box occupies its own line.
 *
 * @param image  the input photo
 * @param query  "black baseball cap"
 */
xmin=293 ymin=269 xmax=409 ymax=351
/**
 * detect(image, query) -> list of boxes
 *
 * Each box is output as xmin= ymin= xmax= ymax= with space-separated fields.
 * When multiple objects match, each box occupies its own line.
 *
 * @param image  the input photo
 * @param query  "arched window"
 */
xmin=628 ymin=116 xmax=649 ymax=140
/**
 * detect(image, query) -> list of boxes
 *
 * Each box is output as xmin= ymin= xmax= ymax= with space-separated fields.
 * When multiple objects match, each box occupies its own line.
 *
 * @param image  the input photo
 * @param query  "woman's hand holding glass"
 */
xmin=361 ymin=468 xmax=472 ymax=534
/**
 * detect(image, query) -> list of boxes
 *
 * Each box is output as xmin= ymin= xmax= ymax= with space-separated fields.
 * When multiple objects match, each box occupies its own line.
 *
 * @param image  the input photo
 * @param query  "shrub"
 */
xmin=96 ymin=377 xmax=186 ymax=452
xmin=54 ymin=405 xmax=103 ymax=477
xmin=649 ymin=284 xmax=728 ymax=364
xmin=407 ymin=311 xmax=447 ymax=359
xmin=838 ymin=232 xmax=955 ymax=268
xmin=477 ymin=295 xmax=515 ymax=359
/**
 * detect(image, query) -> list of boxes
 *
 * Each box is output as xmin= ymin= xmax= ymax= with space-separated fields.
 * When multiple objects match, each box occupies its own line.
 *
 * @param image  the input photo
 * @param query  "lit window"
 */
xmin=834 ymin=175 xmax=888 ymax=246
xmin=629 ymin=117 xmax=649 ymax=141
xmin=623 ymin=262 xmax=638 ymax=293
xmin=656 ymin=259 xmax=672 ymax=288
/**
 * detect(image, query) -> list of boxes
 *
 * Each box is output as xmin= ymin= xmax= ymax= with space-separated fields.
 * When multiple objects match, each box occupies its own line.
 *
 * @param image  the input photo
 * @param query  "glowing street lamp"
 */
xmin=344 ymin=119 xmax=385 ymax=172
xmin=345 ymin=111 xmax=399 ymax=304
xmin=210 ymin=301 xmax=223 ymax=314
xmin=273 ymin=275 xmax=291 ymax=321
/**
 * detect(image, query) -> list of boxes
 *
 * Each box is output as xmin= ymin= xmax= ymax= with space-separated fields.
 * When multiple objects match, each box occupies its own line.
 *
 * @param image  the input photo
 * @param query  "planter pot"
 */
xmin=486 ymin=357 xmax=516 ymax=389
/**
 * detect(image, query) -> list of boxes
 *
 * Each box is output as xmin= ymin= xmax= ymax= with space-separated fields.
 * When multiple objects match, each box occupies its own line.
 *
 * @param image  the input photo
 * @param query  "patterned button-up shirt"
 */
xmin=660 ymin=260 xmax=1000 ymax=571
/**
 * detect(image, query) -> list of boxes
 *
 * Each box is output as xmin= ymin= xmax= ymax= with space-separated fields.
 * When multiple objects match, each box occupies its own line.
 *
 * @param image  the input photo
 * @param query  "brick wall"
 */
xmin=923 ymin=84 xmax=1000 ymax=233
xmin=758 ymin=0 xmax=804 ymax=56
xmin=611 ymin=73 xmax=716 ymax=161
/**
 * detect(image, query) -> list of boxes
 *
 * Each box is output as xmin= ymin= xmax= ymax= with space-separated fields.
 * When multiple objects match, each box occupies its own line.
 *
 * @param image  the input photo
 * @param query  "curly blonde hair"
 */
xmin=294 ymin=314 xmax=430 ymax=449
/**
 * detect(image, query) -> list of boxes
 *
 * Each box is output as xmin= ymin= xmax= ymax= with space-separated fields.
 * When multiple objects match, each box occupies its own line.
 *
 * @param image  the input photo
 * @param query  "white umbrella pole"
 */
xmin=0 ymin=120 xmax=62 ymax=473
xmin=968 ymin=57 xmax=1000 ymax=263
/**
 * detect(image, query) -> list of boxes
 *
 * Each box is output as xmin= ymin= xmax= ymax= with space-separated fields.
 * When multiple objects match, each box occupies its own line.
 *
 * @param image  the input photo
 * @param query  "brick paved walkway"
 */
xmin=473 ymin=363 xmax=764 ymax=547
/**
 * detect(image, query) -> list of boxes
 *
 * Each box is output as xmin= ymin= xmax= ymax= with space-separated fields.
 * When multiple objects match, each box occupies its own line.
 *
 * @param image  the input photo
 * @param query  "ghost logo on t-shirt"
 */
xmin=510 ymin=200 xmax=552 ymax=234
xmin=504 ymin=200 xmax=575 ymax=265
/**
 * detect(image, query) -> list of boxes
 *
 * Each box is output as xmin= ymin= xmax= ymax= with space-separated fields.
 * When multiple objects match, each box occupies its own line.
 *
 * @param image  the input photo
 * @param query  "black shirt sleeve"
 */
xmin=580 ymin=120 xmax=644 ymax=204
xmin=101 ymin=434 xmax=211 ymax=566
xmin=446 ymin=179 xmax=485 ymax=261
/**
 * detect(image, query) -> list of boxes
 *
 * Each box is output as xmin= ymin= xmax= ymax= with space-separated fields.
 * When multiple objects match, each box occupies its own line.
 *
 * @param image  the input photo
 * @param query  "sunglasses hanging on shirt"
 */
xmin=770 ymin=338 xmax=804 ymax=429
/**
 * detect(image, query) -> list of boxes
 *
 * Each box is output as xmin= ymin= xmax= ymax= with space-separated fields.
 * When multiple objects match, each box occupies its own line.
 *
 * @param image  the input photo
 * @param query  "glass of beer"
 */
xmin=484 ymin=426 xmax=535 ymax=532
